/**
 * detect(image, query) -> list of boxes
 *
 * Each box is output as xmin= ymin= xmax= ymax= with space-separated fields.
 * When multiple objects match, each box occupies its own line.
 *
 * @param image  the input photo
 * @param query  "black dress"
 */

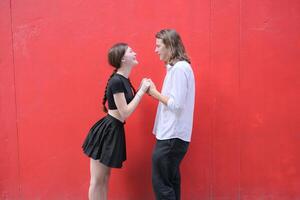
xmin=82 ymin=73 xmax=134 ymax=168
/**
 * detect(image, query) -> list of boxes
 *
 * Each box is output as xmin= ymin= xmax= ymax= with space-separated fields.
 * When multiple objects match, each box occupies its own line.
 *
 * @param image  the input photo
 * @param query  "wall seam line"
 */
xmin=9 ymin=0 xmax=21 ymax=198
xmin=209 ymin=0 xmax=215 ymax=199
xmin=238 ymin=0 xmax=242 ymax=199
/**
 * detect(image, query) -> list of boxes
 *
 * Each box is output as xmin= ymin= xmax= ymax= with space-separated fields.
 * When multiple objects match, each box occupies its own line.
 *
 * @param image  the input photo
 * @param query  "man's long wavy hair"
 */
xmin=155 ymin=29 xmax=191 ymax=65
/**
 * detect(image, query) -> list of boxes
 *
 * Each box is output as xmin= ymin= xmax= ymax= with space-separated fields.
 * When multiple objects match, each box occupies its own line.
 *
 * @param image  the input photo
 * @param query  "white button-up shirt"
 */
xmin=153 ymin=61 xmax=195 ymax=142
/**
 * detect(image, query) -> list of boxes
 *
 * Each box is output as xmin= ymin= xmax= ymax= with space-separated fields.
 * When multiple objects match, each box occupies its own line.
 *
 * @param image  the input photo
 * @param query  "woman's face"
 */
xmin=155 ymin=38 xmax=171 ymax=63
xmin=122 ymin=47 xmax=138 ymax=66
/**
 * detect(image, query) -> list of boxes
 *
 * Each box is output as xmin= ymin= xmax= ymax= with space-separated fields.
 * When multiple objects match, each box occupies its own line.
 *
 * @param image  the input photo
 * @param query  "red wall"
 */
xmin=1 ymin=0 xmax=300 ymax=199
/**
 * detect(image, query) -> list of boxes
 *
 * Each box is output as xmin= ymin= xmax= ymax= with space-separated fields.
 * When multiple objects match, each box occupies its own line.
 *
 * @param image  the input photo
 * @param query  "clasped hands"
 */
xmin=139 ymin=78 xmax=157 ymax=96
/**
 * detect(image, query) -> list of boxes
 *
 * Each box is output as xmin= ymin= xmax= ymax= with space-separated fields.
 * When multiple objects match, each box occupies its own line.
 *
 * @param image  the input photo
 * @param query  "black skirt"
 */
xmin=82 ymin=114 xmax=126 ymax=168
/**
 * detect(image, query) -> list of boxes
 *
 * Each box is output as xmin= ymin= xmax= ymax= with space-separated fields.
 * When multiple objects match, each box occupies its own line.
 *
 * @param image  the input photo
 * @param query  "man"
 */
xmin=148 ymin=29 xmax=195 ymax=200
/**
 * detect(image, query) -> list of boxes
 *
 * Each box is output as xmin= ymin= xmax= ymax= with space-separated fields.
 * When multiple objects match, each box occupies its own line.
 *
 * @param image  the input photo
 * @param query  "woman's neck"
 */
xmin=117 ymin=65 xmax=132 ymax=78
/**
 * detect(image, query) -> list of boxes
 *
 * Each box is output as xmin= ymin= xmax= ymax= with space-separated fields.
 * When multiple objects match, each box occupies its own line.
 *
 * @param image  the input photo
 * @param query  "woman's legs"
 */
xmin=89 ymin=159 xmax=111 ymax=200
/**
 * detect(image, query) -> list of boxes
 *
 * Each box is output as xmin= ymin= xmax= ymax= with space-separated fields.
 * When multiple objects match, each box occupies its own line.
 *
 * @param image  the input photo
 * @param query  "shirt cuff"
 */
xmin=167 ymin=98 xmax=175 ymax=110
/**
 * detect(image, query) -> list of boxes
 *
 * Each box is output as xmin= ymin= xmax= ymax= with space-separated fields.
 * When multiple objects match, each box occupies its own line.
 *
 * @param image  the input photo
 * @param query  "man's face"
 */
xmin=155 ymin=38 xmax=170 ymax=63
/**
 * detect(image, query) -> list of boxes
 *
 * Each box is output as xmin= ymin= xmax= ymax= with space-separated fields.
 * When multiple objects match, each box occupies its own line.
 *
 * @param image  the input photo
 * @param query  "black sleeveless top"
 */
xmin=106 ymin=73 xmax=134 ymax=110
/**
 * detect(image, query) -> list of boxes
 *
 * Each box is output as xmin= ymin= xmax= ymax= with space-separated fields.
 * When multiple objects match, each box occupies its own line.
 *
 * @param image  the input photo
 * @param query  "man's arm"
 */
xmin=148 ymin=67 xmax=188 ymax=113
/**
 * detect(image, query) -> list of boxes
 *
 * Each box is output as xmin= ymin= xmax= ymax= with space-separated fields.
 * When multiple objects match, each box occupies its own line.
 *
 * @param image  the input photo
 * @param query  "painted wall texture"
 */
xmin=1 ymin=0 xmax=299 ymax=199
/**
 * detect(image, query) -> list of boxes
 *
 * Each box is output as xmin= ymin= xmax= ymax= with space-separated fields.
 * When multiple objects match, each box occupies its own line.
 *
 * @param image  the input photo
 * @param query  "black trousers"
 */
xmin=152 ymin=138 xmax=189 ymax=200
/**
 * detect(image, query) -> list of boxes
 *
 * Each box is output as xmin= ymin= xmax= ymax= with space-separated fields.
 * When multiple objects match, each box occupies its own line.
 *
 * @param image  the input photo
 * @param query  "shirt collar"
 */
xmin=166 ymin=64 xmax=173 ymax=71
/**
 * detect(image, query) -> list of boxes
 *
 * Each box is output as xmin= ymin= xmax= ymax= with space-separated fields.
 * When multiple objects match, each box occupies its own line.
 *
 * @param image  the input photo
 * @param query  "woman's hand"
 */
xmin=140 ymin=79 xmax=151 ymax=92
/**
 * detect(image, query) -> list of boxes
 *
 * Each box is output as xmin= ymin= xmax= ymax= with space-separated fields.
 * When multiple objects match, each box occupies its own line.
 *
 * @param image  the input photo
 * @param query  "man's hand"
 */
xmin=148 ymin=79 xmax=157 ymax=96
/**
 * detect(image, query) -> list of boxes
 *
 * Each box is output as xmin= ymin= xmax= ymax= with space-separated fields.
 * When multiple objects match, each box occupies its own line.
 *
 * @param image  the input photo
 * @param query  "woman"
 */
xmin=82 ymin=43 xmax=150 ymax=200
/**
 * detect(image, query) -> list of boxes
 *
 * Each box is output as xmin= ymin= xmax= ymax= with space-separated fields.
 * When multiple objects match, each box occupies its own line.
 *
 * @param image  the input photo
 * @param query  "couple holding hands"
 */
xmin=82 ymin=29 xmax=195 ymax=200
